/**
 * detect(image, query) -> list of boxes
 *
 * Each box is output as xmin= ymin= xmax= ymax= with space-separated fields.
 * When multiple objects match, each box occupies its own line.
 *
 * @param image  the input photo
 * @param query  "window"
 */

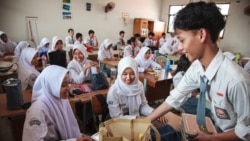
xmin=167 ymin=3 xmax=230 ymax=38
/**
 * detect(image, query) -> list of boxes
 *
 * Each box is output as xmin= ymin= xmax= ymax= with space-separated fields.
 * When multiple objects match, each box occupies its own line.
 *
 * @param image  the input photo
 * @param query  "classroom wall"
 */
xmin=161 ymin=0 xmax=250 ymax=57
xmin=0 ymin=0 xmax=162 ymax=47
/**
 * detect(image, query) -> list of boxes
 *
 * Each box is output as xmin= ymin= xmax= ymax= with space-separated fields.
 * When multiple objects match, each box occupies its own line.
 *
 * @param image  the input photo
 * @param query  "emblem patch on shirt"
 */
xmin=214 ymin=106 xmax=230 ymax=120
xmin=216 ymin=92 xmax=224 ymax=97
xmin=107 ymin=101 xmax=113 ymax=105
xmin=30 ymin=119 xmax=41 ymax=126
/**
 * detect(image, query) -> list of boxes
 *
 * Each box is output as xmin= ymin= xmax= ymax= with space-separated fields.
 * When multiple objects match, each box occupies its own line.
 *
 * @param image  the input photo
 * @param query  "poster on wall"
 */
xmin=62 ymin=12 xmax=71 ymax=19
xmin=63 ymin=0 xmax=70 ymax=3
xmin=63 ymin=4 xmax=70 ymax=11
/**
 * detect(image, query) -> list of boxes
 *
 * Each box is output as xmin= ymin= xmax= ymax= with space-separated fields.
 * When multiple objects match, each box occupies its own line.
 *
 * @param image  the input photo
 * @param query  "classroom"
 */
xmin=0 ymin=0 xmax=250 ymax=141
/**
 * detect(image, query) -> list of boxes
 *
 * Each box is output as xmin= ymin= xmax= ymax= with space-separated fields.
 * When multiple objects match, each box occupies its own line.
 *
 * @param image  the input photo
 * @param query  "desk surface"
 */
xmin=0 ymin=87 xmax=109 ymax=118
xmin=139 ymin=69 xmax=172 ymax=88
xmin=102 ymin=60 xmax=119 ymax=67
xmin=87 ymin=50 xmax=122 ymax=56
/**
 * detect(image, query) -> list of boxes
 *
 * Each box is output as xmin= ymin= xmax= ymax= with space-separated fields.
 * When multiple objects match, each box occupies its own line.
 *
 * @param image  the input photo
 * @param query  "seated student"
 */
xmin=159 ymin=32 xmax=179 ymax=56
xmin=134 ymin=33 xmax=142 ymax=48
xmin=98 ymin=39 xmax=118 ymax=77
xmin=37 ymin=37 xmax=50 ymax=59
xmin=143 ymin=32 xmax=157 ymax=51
xmin=0 ymin=31 xmax=17 ymax=60
xmin=83 ymin=29 xmax=99 ymax=51
xmin=65 ymin=28 xmax=75 ymax=48
xmin=48 ymin=36 xmax=70 ymax=66
xmin=135 ymin=47 xmax=161 ymax=73
xmin=74 ymin=32 xmax=83 ymax=45
xmin=22 ymin=65 xmax=91 ymax=141
xmin=244 ymin=60 xmax=250 ymax=73
xmin=159 ymin=32 xmax=167 ymax=48
xmin=18 ymin=47 xmax=40 ymax=91
xmin=123 ymin=37 xmax=137 ymax=57
xmin=67 ymin=44 xmax=99 ymax=84
xmin=115 ymin=30 xmax=126 ymax=50
xmin=107 ymin=56 xmax=181 ymax=141
xmin=13 ymin=41 xmax=31 ymax=63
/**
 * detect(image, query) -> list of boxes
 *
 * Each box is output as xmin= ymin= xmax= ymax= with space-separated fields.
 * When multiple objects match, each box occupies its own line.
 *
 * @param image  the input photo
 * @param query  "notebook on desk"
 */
xmin=48 ymin=51 xmax=67 ymax=68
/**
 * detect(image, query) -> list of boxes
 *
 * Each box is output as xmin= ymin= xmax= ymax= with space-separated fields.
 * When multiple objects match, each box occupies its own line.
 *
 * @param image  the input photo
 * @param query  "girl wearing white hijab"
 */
xmin=18 ymin=47 xmax=40 ymax=91
xmin=98 ymin=39 xmax=118 ymax=77
xmin=0 ymin=31 xmax=17 ymax=58
xmin=67 ymin=44 xmax=99 ymax=84
xmin=37 ymin=37 xmax=50 ymax=57
xmin=107 ymin=56 xmax=153 ymax=119
xmin=135 ymin=47 xmax=161 ymax=73
xmin=23 ymin=65 xmax=91 ymax=141
xmin=13 ymin=41 xmax=30 ymax=63
xmin=49 ymin=36 xmax=70 ymax=63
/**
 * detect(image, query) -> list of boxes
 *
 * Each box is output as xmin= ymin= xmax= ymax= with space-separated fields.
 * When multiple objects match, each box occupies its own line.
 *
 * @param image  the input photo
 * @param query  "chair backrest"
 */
xmin=48 ymin=51 xmax=67 ymax=68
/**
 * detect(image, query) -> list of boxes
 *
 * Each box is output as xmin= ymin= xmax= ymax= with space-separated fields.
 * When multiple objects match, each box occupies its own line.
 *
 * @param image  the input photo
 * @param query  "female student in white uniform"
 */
xmin=135 ymin=46 xmax=161 ymax=73
xmin=0 ymin=31 xmax=17 ymax=60
xmin=67 ymin=44 xmax=98 ymax=84
xmin=98 ymin=39 xmax=118 ymax=77
xmin=49 ymin=36 xmax=70 ymax=63
xmin=13 ymin=41 xmax=30 ymax=63
xmin=22 ymin=65 xmax=91 ymax=141
xmin=37 ymin=37 xmax=50 ymax=58
xmin=18 ymin=47 xmax=40 ymax=91
xmin=107 ymin=57 xmax=181 ymax=141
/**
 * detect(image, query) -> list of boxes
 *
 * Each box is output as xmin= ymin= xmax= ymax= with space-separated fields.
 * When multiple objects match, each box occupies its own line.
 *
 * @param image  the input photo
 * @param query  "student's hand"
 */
xmin=76 ymin=136 xmax=92 ymax=141
xmin=191 ymin=130 xmax=213 ymax=141
xmin=145 ymin=68 xmax=153 ymax=72
xmin=157 ymin=116 xmax=168 ymax=124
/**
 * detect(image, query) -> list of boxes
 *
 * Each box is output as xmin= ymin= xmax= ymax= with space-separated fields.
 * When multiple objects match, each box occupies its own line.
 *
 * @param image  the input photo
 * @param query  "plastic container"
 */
xmin=2 ymin=78 xmax=23 ymax=110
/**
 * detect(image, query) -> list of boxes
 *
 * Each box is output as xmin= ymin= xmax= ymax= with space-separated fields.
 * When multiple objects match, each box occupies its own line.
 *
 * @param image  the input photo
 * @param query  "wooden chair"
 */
xmin=91 ymin=94 xmax=108 ymax=132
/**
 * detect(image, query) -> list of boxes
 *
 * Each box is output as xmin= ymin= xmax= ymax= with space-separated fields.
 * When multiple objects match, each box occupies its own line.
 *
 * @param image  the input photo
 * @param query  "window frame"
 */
xmin=167 ymin=3 xmax=230 ymax=39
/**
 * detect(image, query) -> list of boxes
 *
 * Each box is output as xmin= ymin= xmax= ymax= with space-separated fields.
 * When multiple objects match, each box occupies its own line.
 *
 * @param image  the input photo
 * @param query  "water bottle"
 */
xmin=165 ymin=59 xmax=171 ymax=72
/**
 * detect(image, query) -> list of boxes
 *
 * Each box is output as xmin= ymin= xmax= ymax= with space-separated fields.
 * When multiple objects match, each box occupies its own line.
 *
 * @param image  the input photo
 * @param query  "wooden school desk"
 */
xmin=139 ymin=69 xmax=173 ymax=103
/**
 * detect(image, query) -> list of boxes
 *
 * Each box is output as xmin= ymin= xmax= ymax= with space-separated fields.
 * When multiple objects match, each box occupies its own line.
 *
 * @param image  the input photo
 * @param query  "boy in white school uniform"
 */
xmin=83 ymin=29 xmax=99 ymax=51
xmin=65 ymin=28 xmax=75 ymax=48
xmin=147 ymin=1 xmax=250 ymax=141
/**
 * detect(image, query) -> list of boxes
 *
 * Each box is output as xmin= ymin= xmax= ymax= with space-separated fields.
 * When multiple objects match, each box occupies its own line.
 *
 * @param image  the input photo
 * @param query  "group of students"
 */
xmin=1 ymin=1 xmax=250 ymax=140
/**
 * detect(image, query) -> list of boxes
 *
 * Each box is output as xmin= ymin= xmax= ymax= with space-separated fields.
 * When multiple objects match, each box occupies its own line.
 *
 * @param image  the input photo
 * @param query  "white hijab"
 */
xmin=18 ymin=47 xmax=40 ymax=91
xmin=135 ymin=46 xmax=151 ymax=68
xmin=68 ymin=44 xmax=88 ymax=73
xmin=114 ymin=56 xmax=144 ymax=115
xmin=32 ymin=65 xmax=81 ymax=139
xmin=13 ymin=41 xmax=30 ymax=63
xmin=98 ymin=39 xmax=113 ymax=60
xmin=50 ymin=36 xmax=62 ymax=52
xmin=38 ymin=37 xmax=50 ymax=50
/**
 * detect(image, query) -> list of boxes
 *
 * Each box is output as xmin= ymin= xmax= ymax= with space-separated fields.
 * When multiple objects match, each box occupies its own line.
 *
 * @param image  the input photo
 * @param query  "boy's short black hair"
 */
xmin=88 ymin=30 xmax=95 ymax=35
xmin=134 ymin=33 xmax=141 ymax=38
xmin=174 ymin=1 xmax=225 ymax=43
xmin=148 ymin=32 xmax=155 ymax=36
xmin=162 ymin=32 xmax=166 ymax=36
xmin=127 ymin=37 xmax=136 ymax=44
xmin=76 ymin=33 xmax=82 ymax=39
xmin=68 ymin=28 xmax=74 ymax=33
xmin=119 ymin=31 xmax=125 ymax=35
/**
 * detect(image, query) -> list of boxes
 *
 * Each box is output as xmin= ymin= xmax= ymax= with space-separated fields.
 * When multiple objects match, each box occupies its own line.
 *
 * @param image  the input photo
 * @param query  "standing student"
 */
xmin=22 ymin=65 xmax=91 ymax=141
xmin=18 ymin=47 xmax=40 ymax=91
xmin=83 ymin=29 xmax=99 ymax=51
xmin=98 ymin=39 xmax=118 ymax=77
xmin=0 ymin=31 xmax=17 ymax=59
xmin=67 ymin=44 xmax=99 ymax=84
xmin=107 ymin=56 xmax=181 ymax=141
xmin=147 ymin=2 xmax=250 ymax=141
xmin=65 ymin=28 xmax=75 ymax=48
xmin=135 ymin=47 xmax=161 ymax=73
xmin=13 ymin=41 xmax=31 ymax=63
